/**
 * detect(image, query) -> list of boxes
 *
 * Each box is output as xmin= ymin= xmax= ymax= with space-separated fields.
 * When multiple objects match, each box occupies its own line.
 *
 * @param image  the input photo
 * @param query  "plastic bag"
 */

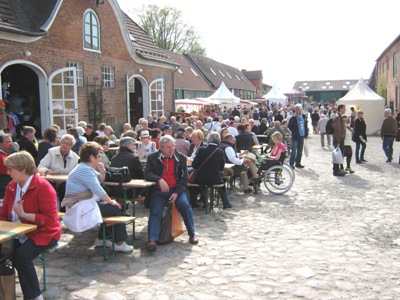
xmin=171 ymin=203 xmax=184 ymax=238
xmin=62 ymin=195 xmax=103 ymax=233
xmin=303 ymin=139 xmax=309 ymax=157
xmin=332 ymin=147 xmax=344 ymax=164
xmin=158 ymin=205 xmax=173 ymax=244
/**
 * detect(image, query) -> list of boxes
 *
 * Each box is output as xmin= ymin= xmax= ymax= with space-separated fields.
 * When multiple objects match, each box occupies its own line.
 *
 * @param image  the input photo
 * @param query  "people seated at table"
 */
xmin=235 ymin=124 xmax=255 ymax=152
xmin=68 ymin=127 xmax=86 ymax=155
xmin=220 ymin=134 xmax=258 ymax=194
xmin=110 ymin=137 xmax=144 ymax=179
xmin=120 ymin=122 xmax=132 ymax=139
xmin=258 ymin=118 xmax=268 ymax=135
xmin=37 ymin=134 xmax=79 ymax=211
xmin=0 ymin=134 xmax=20 ymax=198
xmin=83 ymin=123 xmax=98 ymax=141
xmin=0 ymin=151 xmax=62 ymax=300
xmin=174 ymin=128 xmax=190 ymax=156
xmin=137 ymin=130 xmax=157 ymax=159
xmin=188 ymin=129 xmax=205 ymax=160
xmin=65 ymin=142 xmax=133 ymax=252
xmin=150 ymin=128 xmax=161 ymax=149
xmin=93 ymin=136 xmax=111 ymax=168
xmin=37 ymin=126 xmax=58 ymax=165
xmin=17 ymin=125 xmax=38 ymax=165
xmin=144 ymin=135 xmax=198 ymax=251
xmin=104 ymin=125 xmax=118 ymax=145
xmin=190 ymin=132 xmax=232 ymax=209
xmin=244 ymin=122 xmax=259 ymax=146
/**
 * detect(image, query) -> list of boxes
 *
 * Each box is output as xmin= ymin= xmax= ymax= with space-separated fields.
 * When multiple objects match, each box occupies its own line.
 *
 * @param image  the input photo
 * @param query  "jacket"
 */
xmin=352 ymin=117 xmax=367 ymax=143
xmin=38 ymin=146 xmax=79 ymax=175
xmin=0 ymin=174 xmax=62 ymax=246
xmin=17 ymin=136 xmax=38 ymax=164
xmin=110 ymin=146 xmax=144 ymax=179
xmin=235 ymin=131 xmax=254 ymax=152
xmin=288 ymin=113 xmax=309 ymax=140
xmin=192 ymin=144 xmax=224 ymax=185
xmin=380 ymin=115 xmax=398 ymax=137
xmin=332 ymin=114 xmax=346 ymax=142
xmin=144 ymin=150 xmax=188 ymax=197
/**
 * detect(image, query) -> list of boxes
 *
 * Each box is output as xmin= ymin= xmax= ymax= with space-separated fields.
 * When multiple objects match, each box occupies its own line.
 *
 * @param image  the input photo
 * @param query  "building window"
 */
xmin=157 ymin=74 xmax=166 ymax=90
xmin=83 ymin=10 xmax=100 ymax=51
xmin=102 ymin=66 xmax=115 ymax=88
xmin=393 ymin=52 xmax=398 ymax=78
xmin=66 ymin=62 xmax=83 ymax=86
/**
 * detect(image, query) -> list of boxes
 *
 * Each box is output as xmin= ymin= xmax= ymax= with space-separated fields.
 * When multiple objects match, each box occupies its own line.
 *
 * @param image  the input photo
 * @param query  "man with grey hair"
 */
xmin=380 ymin=108 xmax=398 ymax=162
xmin=288 ymin=103 xmax=308 ymax=169
xmin=110 ymin=137 xmax=143 ymax=179
xmin=144 ymin=135 xmax=198 ymax=251
xmin=170 ymin=116 xmax=181 ymax=136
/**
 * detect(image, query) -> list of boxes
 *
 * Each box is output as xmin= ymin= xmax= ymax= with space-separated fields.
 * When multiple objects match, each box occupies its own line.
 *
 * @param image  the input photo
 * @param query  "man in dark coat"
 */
xmin=17 ymin=126 xmax=38 ymax=164
xmin=235 ymin=124 xmax=255 ymax=152
xmin=110 ymin=137 xmax=143 ymax=179
xmin=288 ymin=104 xmax=309 ymax=169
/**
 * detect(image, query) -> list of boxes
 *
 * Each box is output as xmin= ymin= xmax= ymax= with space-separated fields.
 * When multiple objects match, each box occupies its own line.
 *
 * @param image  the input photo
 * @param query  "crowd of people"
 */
xmin=1 ymin=101 xmax=400 ymax=299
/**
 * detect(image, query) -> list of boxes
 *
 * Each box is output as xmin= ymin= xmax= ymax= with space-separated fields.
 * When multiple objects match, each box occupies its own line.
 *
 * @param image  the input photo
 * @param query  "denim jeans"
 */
xmin=382 ymin=136 xmax=395 ymax=160
xmin=13 ymin=238 xmax=58 ymax=299
xmin=289 ymin=137 xmax=305 ymax=166
xmin=355 ymin=141 xmax=366 ymax=162
xmin=148 ymin=189 xmax=195 ymax=241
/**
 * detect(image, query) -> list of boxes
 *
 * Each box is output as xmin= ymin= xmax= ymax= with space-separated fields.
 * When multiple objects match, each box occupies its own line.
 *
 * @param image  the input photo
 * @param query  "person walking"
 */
xmin=352 ymin=110 xmax=367 ymax=163
xmin=288 ymin=104 xmax=309 ymax=169
xmin=332 ymin=104 xmax=346 ymax=176
xmin=380 ymin=108 xmax=398 ymax=162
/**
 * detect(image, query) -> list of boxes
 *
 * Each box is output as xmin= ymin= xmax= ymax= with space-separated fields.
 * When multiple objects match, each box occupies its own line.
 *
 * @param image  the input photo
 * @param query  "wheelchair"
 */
xmin=249 ymin=151 xmax=295 ymax=195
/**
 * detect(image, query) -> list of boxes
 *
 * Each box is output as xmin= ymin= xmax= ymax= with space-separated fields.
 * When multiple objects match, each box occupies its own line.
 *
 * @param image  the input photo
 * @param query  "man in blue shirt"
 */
xmin=288 ymin=104 xmax=309 ymax=169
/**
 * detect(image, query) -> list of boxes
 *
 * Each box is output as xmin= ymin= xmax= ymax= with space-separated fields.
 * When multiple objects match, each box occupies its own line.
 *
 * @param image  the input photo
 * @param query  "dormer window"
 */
xmin=83 ymin=10 xmax=100 ymax=51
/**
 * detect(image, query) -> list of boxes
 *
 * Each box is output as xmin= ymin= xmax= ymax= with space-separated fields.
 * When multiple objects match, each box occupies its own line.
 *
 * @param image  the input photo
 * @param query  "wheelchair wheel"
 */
xmin=263 ymin=165 xmax=294 ymax=195
xmin=283 ymin=163 xmax=295 ymax=180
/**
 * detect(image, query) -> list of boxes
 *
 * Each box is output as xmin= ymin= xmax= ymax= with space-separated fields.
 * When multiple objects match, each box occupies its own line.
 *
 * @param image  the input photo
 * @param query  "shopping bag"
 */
xmin=62 ymin=195 xmax=103 ymax=233
xmin=332 ymin=147 xmax=344 ymax=164
xmin=158 ymin=205 xmax=173 ymax=244
xmin=303 ymin=139 xmax=309 ymax=157
xmin=0 ymin=260 xmax=15 ymax=300
xmin=171 ymin=203 xmax=184 ymax=239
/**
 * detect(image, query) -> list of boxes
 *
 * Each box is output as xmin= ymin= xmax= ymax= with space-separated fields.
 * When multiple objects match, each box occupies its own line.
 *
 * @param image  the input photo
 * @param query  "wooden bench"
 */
xmin=187 ymin=183 xmax=225 ymax=213
xmin=58 ymin=212 xmax=135 ymax=261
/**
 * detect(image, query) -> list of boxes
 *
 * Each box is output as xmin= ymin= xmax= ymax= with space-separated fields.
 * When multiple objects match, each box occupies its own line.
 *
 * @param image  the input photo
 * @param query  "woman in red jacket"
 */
xmin=0 ymin=151 xmax=61 ymax=300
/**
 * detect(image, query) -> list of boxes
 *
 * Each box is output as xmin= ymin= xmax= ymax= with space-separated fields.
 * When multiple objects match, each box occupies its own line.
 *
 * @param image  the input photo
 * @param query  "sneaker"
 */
xmin=333 ymin=171 xmax=346 ymax=176
xmin=94 ymin=238 xmax=112 ymax=248
xmin=295 ymin=164 xmax=305 ymax=168
xmin=114 ymin=242 xmax=134 ymax=253
xmin=346 ymin=168 xmax=354 ymax=174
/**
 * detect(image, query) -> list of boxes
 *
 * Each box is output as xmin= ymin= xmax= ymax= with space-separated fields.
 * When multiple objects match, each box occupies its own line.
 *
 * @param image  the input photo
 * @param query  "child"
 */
xmin=262 ymin=131 xmax=287 ymax=170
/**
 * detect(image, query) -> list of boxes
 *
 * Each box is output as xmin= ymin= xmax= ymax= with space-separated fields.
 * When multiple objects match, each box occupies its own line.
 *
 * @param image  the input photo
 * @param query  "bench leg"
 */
xmin=38 ymin=254 xmax=47 ymax=291
xmin=102 ymin=223 xmax=116 ymax=261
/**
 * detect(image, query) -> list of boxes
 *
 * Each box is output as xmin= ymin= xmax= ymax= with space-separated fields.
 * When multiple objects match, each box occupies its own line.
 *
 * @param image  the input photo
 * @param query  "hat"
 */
xmin=140 ymin=130 xmax=150 ymax=138
xmin=161 ymin=124 xmax=172 ymax=131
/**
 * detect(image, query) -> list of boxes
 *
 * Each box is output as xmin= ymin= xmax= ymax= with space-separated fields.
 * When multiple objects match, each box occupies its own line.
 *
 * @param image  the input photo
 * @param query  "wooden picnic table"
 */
xmin=0 ymin=221 xmax=37 ymax=244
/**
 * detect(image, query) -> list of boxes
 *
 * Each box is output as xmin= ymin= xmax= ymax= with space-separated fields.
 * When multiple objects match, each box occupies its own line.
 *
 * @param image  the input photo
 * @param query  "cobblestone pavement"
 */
xmin=18 ymin=134 xmax=400 ymax=299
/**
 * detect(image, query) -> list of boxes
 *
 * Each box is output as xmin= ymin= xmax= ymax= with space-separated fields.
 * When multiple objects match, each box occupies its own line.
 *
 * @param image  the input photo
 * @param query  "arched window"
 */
xmin=83 ymin=10 xmax=100 ymax=51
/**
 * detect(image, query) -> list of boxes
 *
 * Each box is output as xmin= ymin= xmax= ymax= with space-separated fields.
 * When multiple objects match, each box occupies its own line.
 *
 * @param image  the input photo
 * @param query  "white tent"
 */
xmin=262 ymin=84 xmax=288 ymax=106
xmin=207 ymin=81 xmax=240 ymax=107
xmin=338 ymin=77 xmax=385 ymax=135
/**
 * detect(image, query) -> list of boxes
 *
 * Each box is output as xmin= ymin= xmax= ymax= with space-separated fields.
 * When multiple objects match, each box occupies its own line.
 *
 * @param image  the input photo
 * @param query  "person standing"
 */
xmin=288 ymin=104 xmax=308 ymax=169
xmin=342 ymin=116 xmax=355 ymax=173
xmin=332 ymin=104 xmax=346 ymax=176
xmin=317 ymin=113 xmax=331 ymax=148
xmin=144 ymin=135 xmax=198 ymax=251
xmin=352 ymin=110 xmax=367 ymax=163
xmin=380 ymin=108 xmax=398 ymax=162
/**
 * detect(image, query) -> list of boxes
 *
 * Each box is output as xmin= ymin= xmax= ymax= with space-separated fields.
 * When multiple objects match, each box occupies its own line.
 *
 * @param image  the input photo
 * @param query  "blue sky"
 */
xmin=117 ymin=0 xmax=400 ymax=92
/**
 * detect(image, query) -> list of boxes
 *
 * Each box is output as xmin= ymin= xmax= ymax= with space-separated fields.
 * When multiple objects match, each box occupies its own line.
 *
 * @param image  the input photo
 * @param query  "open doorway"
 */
xmin=1 ymin=64 xmax=41 ymax=138
xmin=129 ymin=77 xmax=143 ymax=127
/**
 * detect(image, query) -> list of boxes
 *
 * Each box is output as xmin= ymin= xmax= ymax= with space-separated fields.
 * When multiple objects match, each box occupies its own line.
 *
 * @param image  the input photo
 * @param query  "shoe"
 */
xmin=386 ymin=159 xmax=392 ymax=163
xmin=333 ymin=171 xmax=346 ymax=176
xmin=146 ymin=240 xmax=157 ymax=251
xmin=295 ymin=164 xmax=304 ymax=168
xmin=189 ymin=235 xmax=199 ymax=244
xmin=94 ymin=238 xmax=112 ymax=248
xmin=361 ymin=159 xmax=367 ymax=162
xmin=243 ymin=188 xmax=252 ymax=194
xmin=290 ymin=165 xmax=295 ymax=169
xmin=223 ymin=203 xmax=232 ymax=209
xmin=346 ymin=168 xmax=354 ymax=174
xmin=114 ymin=242 xmax=134 ymax=253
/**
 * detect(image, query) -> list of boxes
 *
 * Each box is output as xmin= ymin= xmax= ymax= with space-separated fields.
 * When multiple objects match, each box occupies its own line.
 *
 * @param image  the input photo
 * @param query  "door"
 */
xmin=48 ymin=67 xmax=78 ymax=135
xmin=149 ymin=78 xmax=164 ymax=118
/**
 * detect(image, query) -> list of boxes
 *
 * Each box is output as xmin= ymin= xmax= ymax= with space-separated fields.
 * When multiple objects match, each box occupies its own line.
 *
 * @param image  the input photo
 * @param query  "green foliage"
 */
xmin=376 ymin=76 xmax=387 ymax=99
xmin=136 ymin=5 xmax=206 ymax=55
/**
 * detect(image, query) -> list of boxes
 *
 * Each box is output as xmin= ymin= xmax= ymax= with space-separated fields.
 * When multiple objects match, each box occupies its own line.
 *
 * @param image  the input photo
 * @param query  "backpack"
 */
xmin=325 ymin=118 xmax=334 ymax=134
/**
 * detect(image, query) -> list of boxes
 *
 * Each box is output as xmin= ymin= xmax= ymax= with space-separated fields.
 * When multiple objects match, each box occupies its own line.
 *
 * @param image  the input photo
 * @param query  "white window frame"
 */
xmin=102 ymin=66 xmax=115 ymax=88
xmin=66 ymin=61 xmax=83 ymax=86
xmin=83 ymin=9 xmax=100 ymax=52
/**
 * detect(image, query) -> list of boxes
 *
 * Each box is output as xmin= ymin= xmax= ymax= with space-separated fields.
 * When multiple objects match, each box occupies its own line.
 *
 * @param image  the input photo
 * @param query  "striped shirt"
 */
xmin=66 ymin=163 xmax=106 ymax=200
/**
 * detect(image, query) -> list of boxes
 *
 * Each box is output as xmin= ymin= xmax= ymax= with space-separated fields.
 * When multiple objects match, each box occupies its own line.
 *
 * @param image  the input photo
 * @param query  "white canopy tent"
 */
xmin=338 ymin=78 xmax=385 ymax=135
xmin=206 ymin=81 xmax=241 ymax=107
xmin=262 ymin=84 xmax=288 ymax=106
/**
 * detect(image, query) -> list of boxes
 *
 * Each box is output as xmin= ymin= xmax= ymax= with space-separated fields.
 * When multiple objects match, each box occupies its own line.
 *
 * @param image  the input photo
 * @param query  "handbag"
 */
xmin=171 ymin=202 xmax=184 ymax=238
xmin=303 ymin=139 xmax=309 ymax=157
xmin=105 ymin=166 xmax=130 ymax=183
xmin=62 ymin=195 xmax=103 ymax=233
xmin=158 ymin=204 xmax=173 ymax=244
xmin=0 ymin=259 xmax=15 ymax=300
xmin=332 ymin=147 xmax=344 ymax=164
xmin=189 ymin=148 xmax=219 ymax=184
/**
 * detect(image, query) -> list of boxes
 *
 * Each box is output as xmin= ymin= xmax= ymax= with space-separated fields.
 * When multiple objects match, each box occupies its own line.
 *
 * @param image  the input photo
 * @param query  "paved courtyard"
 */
xmin=19 ymin=133 xmax=400 ymax=299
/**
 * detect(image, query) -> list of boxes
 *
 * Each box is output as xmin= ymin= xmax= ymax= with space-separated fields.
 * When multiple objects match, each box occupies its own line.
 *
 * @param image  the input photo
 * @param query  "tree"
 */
xmin=135 ymin=5 xmax=206 ymax=55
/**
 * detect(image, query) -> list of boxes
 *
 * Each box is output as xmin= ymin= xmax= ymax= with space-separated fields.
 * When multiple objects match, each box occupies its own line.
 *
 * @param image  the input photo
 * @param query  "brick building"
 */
xmin=0 ymin=0 xmax=177 ymax=136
